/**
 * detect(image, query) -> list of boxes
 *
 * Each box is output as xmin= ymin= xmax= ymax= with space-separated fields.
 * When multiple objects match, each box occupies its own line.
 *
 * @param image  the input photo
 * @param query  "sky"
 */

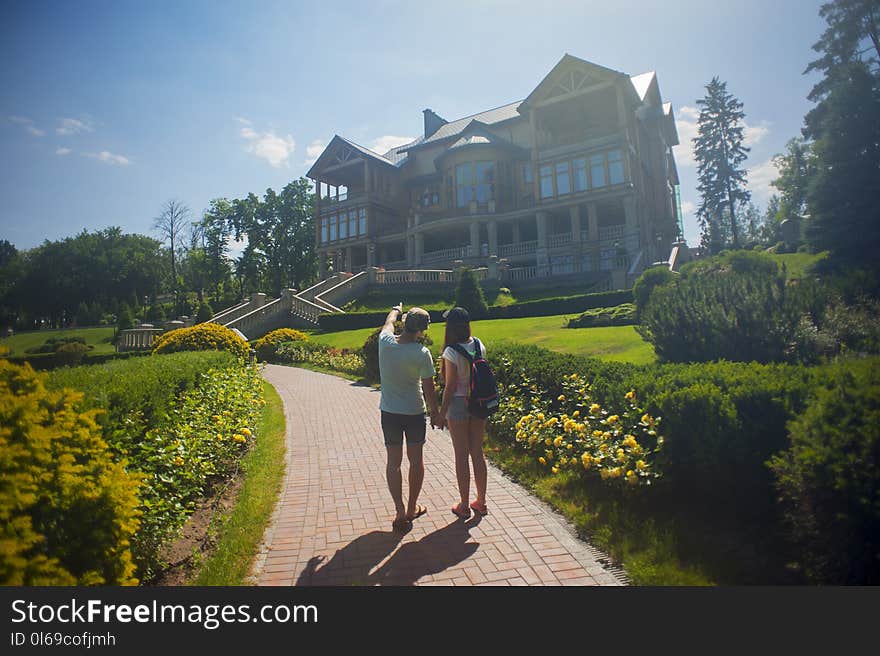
xmin=0 ymin=0 xmax=828 ymax=253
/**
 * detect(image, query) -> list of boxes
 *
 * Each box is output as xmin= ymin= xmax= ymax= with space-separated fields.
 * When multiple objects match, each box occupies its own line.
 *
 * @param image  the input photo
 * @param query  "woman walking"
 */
xmin=437 ymin=306 xmax=489 ymax=519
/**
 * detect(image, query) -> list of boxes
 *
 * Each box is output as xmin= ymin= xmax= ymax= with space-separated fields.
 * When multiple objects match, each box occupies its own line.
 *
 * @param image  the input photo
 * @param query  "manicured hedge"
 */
xmin=5 ymin=350 xmax=150 ymax=371
xmin=487 ymin=289 xmax=633 ymax=319
xmin=567 ymin=303 xmax=636 ymax=328
xmin=317 ymin=288 xmax=634 ymax=331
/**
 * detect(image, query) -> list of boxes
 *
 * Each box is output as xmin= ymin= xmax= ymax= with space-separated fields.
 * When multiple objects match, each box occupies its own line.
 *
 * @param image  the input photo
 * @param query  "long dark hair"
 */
xmin=441 ymin=320 xmax=471 ymax=381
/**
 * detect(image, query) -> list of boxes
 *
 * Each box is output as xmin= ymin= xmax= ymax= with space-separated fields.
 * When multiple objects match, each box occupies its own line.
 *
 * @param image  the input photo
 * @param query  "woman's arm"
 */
xmin=439 ymin=357 xmax=457 ymax=419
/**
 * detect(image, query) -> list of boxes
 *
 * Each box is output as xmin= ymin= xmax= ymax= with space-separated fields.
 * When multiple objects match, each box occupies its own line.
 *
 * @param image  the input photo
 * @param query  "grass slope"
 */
xmin=0 ymin=326 xmax=116 ymax=356
xmin=308 ymin=316 xmax=654 ymax=365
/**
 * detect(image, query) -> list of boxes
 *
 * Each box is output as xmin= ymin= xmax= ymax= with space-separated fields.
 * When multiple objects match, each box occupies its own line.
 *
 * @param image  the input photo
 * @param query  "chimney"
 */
xmin=423 ymin=108 xmax=447 ymax=138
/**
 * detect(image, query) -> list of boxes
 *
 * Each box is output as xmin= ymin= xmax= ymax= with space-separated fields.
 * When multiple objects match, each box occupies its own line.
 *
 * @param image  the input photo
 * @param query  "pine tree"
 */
xmin=693 ymin=77 xmax=752 ymax=251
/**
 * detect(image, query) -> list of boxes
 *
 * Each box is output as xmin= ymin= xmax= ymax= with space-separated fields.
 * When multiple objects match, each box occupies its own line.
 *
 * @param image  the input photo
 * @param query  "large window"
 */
xmin=540 ymin=165 xmax=553 ymax=199
xmin=456 ymin=163 xmax=473 ymax=207
xmin=348 ymin=210 xmax=357 ymax=238
xmin=573 ymin=158 xmax=588 ymax=192
xmin=608 ymin=149 xmax=624 ymax=185
xmin=359 ymin=208 xmax=367 ymax=235
xmin=329 ymin=215 xmax=337 ymax=241
xmin=475 ymin=161 xmax=494 ymax=203
xmin=590 ymin=154 xmax=606 ymax=188
xmin=321 ymin=218 xmax=328 ymax=243
xmin=522 ymin=162 xmax=533 ymax=185
xmin=339 ymin=212 xmax=348 ymax=239
xmin=555 ymin=161 xmax=571 ymax=195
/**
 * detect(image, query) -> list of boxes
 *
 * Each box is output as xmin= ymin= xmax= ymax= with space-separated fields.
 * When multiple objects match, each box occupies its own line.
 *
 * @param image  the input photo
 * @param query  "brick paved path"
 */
xmin=249 ymin=365 xmax=625 ymax=586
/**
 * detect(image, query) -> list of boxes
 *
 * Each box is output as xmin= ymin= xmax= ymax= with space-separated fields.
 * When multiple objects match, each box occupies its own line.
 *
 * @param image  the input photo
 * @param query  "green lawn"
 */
xmin=308 ymin=315 xmax=655 ymax=365
xmin=770 ymin=251 xmax=827 ymax=279
xmin=0 ymin=326 xmax=116 ymax=356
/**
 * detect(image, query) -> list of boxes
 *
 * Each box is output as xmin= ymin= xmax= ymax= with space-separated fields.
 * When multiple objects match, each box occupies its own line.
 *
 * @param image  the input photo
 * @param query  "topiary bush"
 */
xmin=152 ymin=323 xmax=248 ymax=360
xmin=196 ymin=301 xmax=214 ymax=323
xmin=454 ymin=267 xmax=489 ymax=319
xmin=0 ymin=360 xmax=142 ymax=585
xmin=769 ymin=359 xmax=880 ymax=584
xmin=252 ymin=328 xmax=309 ymax=362
xmin=54 ymin=341 xmax=89 ymax=367
xmin=567 ymin=303 xmax=636 ymax=328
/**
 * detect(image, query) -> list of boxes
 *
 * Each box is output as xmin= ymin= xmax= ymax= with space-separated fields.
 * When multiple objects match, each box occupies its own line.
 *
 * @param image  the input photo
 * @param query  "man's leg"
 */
xmin=405 ymin=442 xmax=424 ymax=519
xmin=386 ymin=445 xmax=406 ymax=523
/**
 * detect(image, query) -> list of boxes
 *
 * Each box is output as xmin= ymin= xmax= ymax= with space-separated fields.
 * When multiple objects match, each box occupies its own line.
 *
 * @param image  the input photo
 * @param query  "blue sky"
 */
xmin=1 ymin=0 xmax=827 ymax=252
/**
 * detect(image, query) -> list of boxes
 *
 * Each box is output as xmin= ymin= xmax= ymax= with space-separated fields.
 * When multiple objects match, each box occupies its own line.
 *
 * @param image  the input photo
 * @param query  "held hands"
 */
xmin=430 ymin=411 xmax=446 ymax=431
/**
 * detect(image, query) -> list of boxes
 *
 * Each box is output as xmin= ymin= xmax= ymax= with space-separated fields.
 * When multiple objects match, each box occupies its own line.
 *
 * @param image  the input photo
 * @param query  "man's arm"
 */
xmin=382 ymin=304 xmax=402 ymax=333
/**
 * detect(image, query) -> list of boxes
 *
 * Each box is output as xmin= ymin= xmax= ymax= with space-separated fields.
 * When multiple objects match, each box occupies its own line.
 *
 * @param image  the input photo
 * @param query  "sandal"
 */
xmin=451 ymin=503 xmax=471 ymax=520
xmin=469 ymin=500 xmax=488 ymax=516
xmin=405 ymin=504 xmax=428 ymax=521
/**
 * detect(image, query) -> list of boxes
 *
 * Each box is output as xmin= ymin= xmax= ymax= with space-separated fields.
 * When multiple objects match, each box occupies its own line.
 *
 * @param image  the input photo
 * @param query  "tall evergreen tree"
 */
xmin=804 ymin=63 xmax=880 ymax=265
xmin=693 ymin=77 xmax=751 ymax=251
xmin=771 ymin=137 xmax=816 ymax=220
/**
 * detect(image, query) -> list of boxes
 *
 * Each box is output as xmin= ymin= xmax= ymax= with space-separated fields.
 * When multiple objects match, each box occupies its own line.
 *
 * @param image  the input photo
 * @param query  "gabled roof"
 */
xmin=630 ymin=71 xmax=656 ymax=103
xmin=518 ymin=53 xmax=633 ymax=112
xmin=399 ymin=100 xmax=523 ymax=153
xmin=306 ymin=135 xmax=399 ymax=179
xmin=437 ymin=121 xmax=529 ymax=161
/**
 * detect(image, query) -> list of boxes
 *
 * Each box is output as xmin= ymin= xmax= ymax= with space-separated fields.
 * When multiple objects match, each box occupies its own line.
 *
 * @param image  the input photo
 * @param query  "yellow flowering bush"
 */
xmin=152 ymin=322 xmax=248 ymax=360
xmin=502 ymin=371 xmax=663 ymax=488
xmin=252 ymin=328 xmax=309 ymax=361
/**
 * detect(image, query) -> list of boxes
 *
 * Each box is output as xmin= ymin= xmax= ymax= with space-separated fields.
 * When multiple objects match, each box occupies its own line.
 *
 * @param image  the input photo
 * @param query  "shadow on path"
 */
xmin=296 ymin=517 xmax=481 ymax=586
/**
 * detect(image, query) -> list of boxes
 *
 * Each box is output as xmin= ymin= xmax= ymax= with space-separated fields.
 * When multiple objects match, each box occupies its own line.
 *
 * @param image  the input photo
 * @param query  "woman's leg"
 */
xmin=468 ymin=417 xmax=488 ymax=505
xmin=447 ymin=418 xmax=471 ymax=506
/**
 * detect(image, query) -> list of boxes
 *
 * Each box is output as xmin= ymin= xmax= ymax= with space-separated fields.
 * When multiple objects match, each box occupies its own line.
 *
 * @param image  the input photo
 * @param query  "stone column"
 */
xmin=570 ymin=205 xmax=582 ymax=242
xmin=406 ymin=236 xmax=414 ymax=266
xmin=623 ymin=195 xmax=638 ymax=253
xmin=536 ymin=211 xmax=549 ymax=275
xmin=252 ymin=292 xmax=266 ymax=308
xmin=470 ymin=222 xmax=480 ymax=258
xmin=367 ymin=243 xmax=376 ymax=267
xmin=512 ymin=222 xmax=521 ymax=244
xmin=414 ymin=233 xmax=424 ymax=266
xmin=587 ymin=203 xmax=599 ymax=242
xmin=488 ymin=220 xmax=498 ymax=256
xmin=345 ymin=246 xmax=353 ymax=272
xmin=280 ymin=288 xmax=295 ymax=310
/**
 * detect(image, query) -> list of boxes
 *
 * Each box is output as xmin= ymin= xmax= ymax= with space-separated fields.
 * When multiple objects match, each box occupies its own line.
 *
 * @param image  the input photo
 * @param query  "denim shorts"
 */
xmin=381 ymin=411 xmax=426 ymax=446
xmin=445 ymin=396 xmax=472 ymax=421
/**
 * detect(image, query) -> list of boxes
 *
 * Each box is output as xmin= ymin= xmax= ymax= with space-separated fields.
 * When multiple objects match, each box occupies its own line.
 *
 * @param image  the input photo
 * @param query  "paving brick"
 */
xmin=253 ymin=365 xmax=624 ymax=588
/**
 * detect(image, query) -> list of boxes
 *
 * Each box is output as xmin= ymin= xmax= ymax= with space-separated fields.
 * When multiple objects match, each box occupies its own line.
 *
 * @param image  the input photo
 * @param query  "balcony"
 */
xmin=499 ymin=240 xmax=537 ymax=257
xmin=422 ymin=245 xmax=472 ymax=264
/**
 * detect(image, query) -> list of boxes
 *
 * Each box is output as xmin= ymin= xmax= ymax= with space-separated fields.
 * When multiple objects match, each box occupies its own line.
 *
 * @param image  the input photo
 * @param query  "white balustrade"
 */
xmin=548 ymin=233 xmax=572 ymax=249
xmin=374 ymin=269 xmax=455 ymax=285
xmin=499 ymin=241 xmax=537 ymax=257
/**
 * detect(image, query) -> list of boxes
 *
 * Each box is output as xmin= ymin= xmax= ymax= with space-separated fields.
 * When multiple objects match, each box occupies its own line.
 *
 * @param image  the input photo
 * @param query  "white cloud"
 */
xmin=681 ymin=200 xmax=696 ymax=215
xmin=55 ymin=147 xmax=72 ymax=156
xmin=57 ymin=117 xmax=94 ymax=136
xmin=304 ymin=139 xmax=325 ymax=165
xmin=747 ymin=158 xmax=780 ymax=206
xmin=8 ymin=115 xmax=45 ymax=136
xmin=674 ymin=106 xmax=770 ymax=168
xmin=237 ymin=118 xmax=295 ymax=168
xmin=226 ymin=235 xmax=248 ymax=260
xmin=85 ymin=150 xmax=131 ymax=166
xmin=369 ymin=135 xmax=413 ymax=156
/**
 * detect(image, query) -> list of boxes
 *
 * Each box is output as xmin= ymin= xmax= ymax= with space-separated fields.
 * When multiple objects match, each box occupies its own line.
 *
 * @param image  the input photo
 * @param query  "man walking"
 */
xmin=378 ymin=304 xmax=440 ymax=530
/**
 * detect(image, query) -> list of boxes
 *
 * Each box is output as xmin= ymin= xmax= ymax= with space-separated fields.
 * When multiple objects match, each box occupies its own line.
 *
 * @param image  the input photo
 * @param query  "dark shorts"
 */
xmin=381 ymin=411 xmax=426 ymax=447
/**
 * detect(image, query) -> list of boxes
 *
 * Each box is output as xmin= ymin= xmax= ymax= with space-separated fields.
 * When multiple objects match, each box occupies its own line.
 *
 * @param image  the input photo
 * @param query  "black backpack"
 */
xmin=451 ymin=337 xmax=500 ymax=418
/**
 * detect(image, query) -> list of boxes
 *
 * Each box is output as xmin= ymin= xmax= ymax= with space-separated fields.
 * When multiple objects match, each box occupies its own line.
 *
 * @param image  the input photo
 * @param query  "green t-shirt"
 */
xmin=378 ymin=328 xmax=435 ymax=415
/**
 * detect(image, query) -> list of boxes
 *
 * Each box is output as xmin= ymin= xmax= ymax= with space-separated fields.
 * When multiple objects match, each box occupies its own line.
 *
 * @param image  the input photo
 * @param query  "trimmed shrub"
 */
xmin=638 ymin=251 xmax=800 ymax=363
xmin=196 ymin=302 xmax=214 ymax=323
xmin=454 ymin=267 xmax=489 ymax=319
xmin=769 ymin=359 xmax=880 ymax=584
xmin=54 ymin=341 xmax=89 ymax=367
xmin=252 ymin=328 xmax=309 ymax=362
xmin=632 ymin=266 xmax=675 ymax=319
xmin=567 ymin=303 xmax=636 ymax=328
xmin=274 ymin=341 xmax=365 ymax=377
xmin=152 ymin=323 xmax=248 ymax=359
xmin=0 ymin=360 xmax=142 ymax=585
xmin=318 ymin=309 xmax=444 ymax=332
